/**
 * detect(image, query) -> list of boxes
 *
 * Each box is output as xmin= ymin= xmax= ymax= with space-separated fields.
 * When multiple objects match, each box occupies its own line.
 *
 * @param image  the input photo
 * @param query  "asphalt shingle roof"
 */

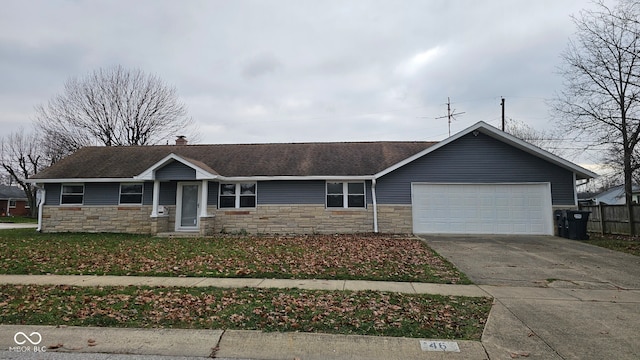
xmin=0 ymin=185 xmax=26 ymax=199
xmin=31 ymin=142 xmax=437 ymax=179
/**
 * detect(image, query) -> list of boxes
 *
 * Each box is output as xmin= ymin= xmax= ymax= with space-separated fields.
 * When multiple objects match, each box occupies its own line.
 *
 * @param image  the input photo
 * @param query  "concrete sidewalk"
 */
xmin=0 ymin=274 xmax=490 ymax=359
xmin=0 ymin=325 xmax=488 ymax=360
xmin=0 ymin=223 xmax=37 ymax=230
xmin=0 ymin=274 xmax=488 ymax=297
xmin=3 ymin=274 xmax=640 ymax=359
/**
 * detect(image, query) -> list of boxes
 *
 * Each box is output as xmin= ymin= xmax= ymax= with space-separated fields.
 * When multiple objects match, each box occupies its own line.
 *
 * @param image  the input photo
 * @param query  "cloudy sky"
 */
xmin=0 ymin=0 xmax=605 ymax=167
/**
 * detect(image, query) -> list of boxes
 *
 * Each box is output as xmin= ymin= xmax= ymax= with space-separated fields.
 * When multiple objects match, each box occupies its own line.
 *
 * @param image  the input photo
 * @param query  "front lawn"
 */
xmin=0 ymin=216 xmax=37 ymax=224
xmin=0 ymin=284 xmax=491 ymax=340
xmin=585 ymin=233 xmax=640 ymax=256
xmin=0 ymin=230 xmax=469 ymax=284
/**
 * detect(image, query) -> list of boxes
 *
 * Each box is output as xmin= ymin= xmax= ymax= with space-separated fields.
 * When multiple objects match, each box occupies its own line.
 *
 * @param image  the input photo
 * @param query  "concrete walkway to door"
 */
xmin=420 ymin=234 xmax=640 ymax=360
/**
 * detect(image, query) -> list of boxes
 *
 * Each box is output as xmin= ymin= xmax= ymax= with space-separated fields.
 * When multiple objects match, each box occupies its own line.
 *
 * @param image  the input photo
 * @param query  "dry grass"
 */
xmin=0 ymin=230 xmax=470 ymax=283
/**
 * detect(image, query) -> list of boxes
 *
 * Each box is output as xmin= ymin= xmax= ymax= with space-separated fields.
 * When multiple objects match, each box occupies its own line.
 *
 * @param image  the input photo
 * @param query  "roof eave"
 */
xmin=27 ymin=175 xmax=375 ymax=183
xmin=27 ymin=178 xmax=141 ymax=184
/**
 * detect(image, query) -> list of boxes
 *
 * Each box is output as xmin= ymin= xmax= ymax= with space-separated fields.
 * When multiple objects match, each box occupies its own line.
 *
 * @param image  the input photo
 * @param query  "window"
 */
xmin=219 ymin=183 xmax=256 ymax=208
xmin=119 ymin=183 xmax=143 ymax=204
xmin=61 ymin=184 xmax=84 ymax=204
xmin=8 ymin=200 xmax=16 ymax=208
xmin=326 ymin=182 xmax=365 ymax=208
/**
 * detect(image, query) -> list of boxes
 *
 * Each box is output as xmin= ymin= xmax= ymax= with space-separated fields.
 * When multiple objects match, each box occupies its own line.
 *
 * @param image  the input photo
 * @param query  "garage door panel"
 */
xmin=412 ymin=183 xmax=553 ymax=235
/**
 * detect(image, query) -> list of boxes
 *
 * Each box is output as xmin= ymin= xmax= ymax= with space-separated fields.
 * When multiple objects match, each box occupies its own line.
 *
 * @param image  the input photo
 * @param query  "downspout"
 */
xmin=6 ymin=198 xmax=10 ymax=217
xmin=36 ymin=186 xmax=45 ymax=232
xmin=372 ymin=178 xmax=378 ymax=233
xmin=573 ymin=173 xmax=578 ymax=208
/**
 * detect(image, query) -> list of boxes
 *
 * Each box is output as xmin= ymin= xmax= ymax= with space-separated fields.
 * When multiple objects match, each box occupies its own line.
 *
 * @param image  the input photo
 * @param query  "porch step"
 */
xmin=156 ymin=232 xmax=202 ymax=238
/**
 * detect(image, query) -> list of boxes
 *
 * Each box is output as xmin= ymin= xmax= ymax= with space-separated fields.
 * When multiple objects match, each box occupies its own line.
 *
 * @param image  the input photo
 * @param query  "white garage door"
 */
xmin=412 ymin=183 xmax=553 ymax=235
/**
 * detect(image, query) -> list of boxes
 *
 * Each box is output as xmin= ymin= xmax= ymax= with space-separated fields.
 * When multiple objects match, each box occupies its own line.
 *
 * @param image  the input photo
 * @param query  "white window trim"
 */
xmin=326 ymin=181 xmax=366 ymax=209
xmin=60 ymin=184 xmax=85 ymax=205
xmin=119 ymin=183 xmax=144 ymax=205
xmin=218 ymin=182 xmax=257 ymax=209
xmin=8 ymin=200 xmax=16 ymax=208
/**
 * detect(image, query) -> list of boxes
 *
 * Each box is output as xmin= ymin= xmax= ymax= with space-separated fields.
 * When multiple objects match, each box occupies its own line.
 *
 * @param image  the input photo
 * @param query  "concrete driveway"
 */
xmin=421 ymin=235 xmax=640 ymax=360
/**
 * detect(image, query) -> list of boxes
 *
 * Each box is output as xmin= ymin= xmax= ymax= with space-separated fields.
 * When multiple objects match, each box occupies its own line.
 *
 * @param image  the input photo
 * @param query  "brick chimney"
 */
xmin=175 ymin=135 xmax=188 ymax=146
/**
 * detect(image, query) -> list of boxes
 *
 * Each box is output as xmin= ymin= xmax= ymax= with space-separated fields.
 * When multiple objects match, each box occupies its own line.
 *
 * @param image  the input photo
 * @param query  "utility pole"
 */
xmin=436 ymin=97 xmax=465 ymax=137
xmin=501 ymin=97 xmax=505 ymax=131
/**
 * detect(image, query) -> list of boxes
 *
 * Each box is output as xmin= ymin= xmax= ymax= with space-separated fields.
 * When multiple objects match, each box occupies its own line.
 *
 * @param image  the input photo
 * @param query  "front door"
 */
xmin=176 ymin=182 xmax=201 ymax=231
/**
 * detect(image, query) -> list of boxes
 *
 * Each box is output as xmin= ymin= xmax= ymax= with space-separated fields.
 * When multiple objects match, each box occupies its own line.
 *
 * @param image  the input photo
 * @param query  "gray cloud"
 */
xmin=242 ymin=53 xmax=282 ymax=78
xmin=0 ymin=0 xmax=596 ymax=163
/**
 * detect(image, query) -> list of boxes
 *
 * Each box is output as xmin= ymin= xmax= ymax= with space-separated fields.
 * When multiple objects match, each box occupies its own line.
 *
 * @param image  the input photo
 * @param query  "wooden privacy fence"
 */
xmin=579 ymin=204 xmax=640 ymax=235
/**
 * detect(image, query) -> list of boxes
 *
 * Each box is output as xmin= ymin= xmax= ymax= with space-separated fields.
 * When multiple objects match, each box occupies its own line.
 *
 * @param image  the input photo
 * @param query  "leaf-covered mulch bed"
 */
xmin=0 ymin=285 xmax=491 ymax=340
xmin=585 ymin=233 xmax=640 ymax=256
xmin=0 ymin=230 xmax=469 ymax=283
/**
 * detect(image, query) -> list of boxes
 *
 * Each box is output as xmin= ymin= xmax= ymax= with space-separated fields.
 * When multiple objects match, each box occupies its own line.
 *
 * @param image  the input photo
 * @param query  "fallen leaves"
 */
xmin=0 ymin=233 xmax=468 ymax=283
xmin=0 ymin=284 xmax=492 ymax=340
xmin=584 ymin=234 xmax=640 ymax=256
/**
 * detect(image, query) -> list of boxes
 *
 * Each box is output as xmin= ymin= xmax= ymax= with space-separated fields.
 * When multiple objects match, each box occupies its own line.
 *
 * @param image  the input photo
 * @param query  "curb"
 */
xmin=0 ymin=325 xmax=488 ymax=360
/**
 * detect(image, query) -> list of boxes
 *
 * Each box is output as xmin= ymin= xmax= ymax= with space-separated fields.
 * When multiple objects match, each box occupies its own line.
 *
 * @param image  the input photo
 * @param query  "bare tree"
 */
xmin=0 ymin=129 xmax=49 ymax=217
xmin=553 ymin=0 xmax=640 ymax=234
xmin=504 ymin=118 xmax=567 ymax=157
xmin=35 ymin=65 xmax=197 ymax=156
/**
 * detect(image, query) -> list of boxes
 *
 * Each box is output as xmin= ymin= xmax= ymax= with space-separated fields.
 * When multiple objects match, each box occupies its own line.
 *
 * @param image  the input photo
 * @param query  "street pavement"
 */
xmin=0 ymin=235 xmax=638 ymax=359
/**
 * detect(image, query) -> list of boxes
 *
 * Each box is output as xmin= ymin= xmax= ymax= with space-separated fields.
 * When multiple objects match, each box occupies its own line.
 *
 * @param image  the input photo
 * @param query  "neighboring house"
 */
xmin=0 ymin=185 xmax=29 ymax=217
xmin=28 ymin=122 xmax=597 ymax=236
xmin=580 ymin=184 xmax=640 ymax=205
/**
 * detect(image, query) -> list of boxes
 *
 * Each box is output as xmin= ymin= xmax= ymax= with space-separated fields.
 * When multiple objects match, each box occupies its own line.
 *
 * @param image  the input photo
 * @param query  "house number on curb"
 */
xmin=420 ymin=340 xmax=460 ymax=352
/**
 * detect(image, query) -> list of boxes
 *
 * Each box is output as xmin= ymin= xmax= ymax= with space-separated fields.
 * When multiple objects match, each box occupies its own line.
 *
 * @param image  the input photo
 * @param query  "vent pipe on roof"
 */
xmin=175 ymin=136 xmax=188 ymax=146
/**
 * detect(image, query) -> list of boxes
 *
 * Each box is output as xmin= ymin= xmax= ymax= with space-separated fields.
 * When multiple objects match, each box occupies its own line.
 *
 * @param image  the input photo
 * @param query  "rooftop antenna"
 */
xmin=436 ymin=97 xmax=465 ymax=137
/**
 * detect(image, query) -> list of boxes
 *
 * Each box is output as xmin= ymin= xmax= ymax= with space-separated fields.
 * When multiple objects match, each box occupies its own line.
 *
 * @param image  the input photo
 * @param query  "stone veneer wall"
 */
xmin=42 ymin=206 xmax=153 ymax=234
xmin=209 ymin=205 xmax=375 ymax=234
xmin=41 ymin=204 xmax=415 ymax=235
xmin=377 ymin=205 xmax=413 ymax=233
xmin=207 ymin=204 xmax=414 ymax=234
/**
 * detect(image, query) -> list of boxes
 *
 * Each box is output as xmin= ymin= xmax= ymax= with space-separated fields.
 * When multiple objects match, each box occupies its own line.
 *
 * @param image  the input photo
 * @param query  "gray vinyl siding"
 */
xmin=159 ymin=182 xmax=177 ymax=205
xmin=142 ymin=182 xmax=153 ymax=205
xmin=44 ymin=183 xmax=61 ymax=205
xmin=84 ymin=183 xmax=120 ymax=205
xmin=376 ymin=132 xmax=575 ymax=205
xmin=156 ymin=161 xmax=196 ymax=180
xmin=257 ymin=181 xmax=326 ymax=204
xmin=257 ymin=180 xmax=373 ymax=205
xmin=208 ymin=182 xmax=218 ymax=206
xmin=44 ymin=182 xmax=153 ymax=206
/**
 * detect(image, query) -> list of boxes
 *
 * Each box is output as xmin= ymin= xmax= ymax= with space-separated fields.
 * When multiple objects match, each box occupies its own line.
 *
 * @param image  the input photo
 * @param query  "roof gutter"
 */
xmin=26 ymin=178 xmax=136 ymax=184
xmin=27 ymin=175 xmax=376 ymax=183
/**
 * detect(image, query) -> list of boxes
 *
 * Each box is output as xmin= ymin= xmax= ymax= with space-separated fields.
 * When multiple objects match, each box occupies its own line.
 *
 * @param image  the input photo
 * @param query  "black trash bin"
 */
xmin=565 ymin=210 xmax=590 ymax=240
xmin=554 ymin=210 xmax=567 ymax=238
